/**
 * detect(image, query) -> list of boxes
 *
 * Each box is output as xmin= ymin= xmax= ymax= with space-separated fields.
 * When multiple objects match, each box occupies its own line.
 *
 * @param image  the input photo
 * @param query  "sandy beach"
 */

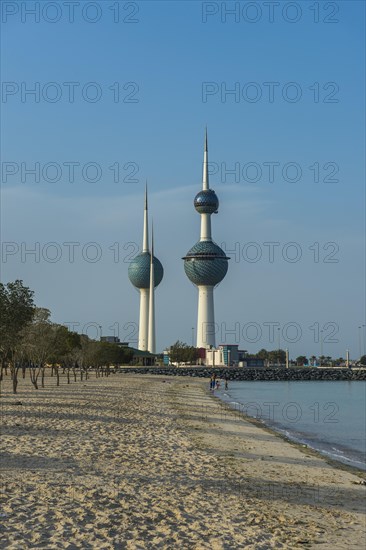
xmin=0 ymin=372 xmax=365 ymax=549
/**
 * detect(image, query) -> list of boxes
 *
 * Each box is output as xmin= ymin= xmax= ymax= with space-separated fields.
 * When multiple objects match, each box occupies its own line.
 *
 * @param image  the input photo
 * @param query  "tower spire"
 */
xmin=148 ymin=221 xmax=156 ymax=354
xmin=202 ymin=127 xmax=209 ymax=191
xmin=142 ymin=181 xmax=149 ymax=252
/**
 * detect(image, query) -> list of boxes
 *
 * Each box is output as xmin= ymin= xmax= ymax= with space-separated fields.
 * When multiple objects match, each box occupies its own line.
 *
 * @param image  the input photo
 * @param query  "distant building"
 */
xmin=100 ymin=336 xmax=120 ymax=344
xmin=219 ymin=344 xmax=239 ymax=366
xmin=205 ymin=348 xmax=224 ymax=366
xmin=129 ymin=347 xmax=157 ymax=366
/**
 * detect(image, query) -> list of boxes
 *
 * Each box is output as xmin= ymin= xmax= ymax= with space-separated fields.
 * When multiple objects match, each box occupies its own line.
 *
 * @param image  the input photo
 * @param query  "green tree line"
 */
xmin=0 ymin=280 xmax=133 ymax=394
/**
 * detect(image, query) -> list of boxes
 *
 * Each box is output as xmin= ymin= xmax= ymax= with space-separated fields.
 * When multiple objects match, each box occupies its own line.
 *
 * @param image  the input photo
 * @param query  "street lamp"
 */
xmin=192 ymin=327 xmax=195 ymax=347
xmin=320 ymin=330 xmax=324 ymax=366
xmin=99 ymin=325 xmax=102 ymax=340
xmin=277 ymin=327 xmax=281 ymax=366
xmin=358 ymin=326 xmax=362 ymax=360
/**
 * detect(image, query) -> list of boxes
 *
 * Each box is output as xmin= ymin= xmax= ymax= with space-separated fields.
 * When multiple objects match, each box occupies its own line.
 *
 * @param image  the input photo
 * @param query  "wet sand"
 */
xmin=0 ymin=373 xmax=365 ymax=549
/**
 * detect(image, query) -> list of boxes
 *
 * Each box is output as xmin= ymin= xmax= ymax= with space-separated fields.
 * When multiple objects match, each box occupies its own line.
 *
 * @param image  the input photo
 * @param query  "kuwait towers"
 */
xmin=183 ymin=130 xmax=229 ymax=348
xmin=128 ymin=186 xmax=163 ymax=352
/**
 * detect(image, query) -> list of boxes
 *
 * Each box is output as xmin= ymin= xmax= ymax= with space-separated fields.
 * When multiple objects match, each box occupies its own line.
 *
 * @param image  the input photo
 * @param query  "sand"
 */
xmin=0 ymin=372 xmax=365 ymax=549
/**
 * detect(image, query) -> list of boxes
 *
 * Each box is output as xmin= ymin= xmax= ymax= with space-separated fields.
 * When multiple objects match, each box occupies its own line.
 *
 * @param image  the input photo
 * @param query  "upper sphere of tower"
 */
xmin=183 ymin=241 xmax=229 ymax=286
xmin=194 ymin=189 xmax=219 ymax=214
xmin=128 ymin=252 xmax=164 ymax=289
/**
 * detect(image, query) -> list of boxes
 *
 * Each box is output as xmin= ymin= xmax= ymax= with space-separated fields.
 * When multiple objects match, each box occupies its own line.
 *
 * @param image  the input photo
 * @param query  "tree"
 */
xmin=168 ymin=341 xmax=200 ymax=365
xmin=169 ymin=341 xmax=188 ymax=364
xmin=22 ymin=308 xmax=56 ymax=389
xmin=185 ymin=346 xmax=200 ymax=365
xmin=20 ymin=309 xmax=83 ymax=388
xmin=0 ymin=280 xmax=35 ymax=394
xmin=94 ymin=342 xmax=133 ymax=374
xmin=296 ymin=356 xmax=307 ymax=366
xmin=256 ymin=349 xmax=269 ymax=360
xmin=360 ymin=355 xmax=366 ymax=366
xmin=265 ymin=349 xmax=286 ymax=365
xmin=50 ymin=327 xmax=81 ymax=386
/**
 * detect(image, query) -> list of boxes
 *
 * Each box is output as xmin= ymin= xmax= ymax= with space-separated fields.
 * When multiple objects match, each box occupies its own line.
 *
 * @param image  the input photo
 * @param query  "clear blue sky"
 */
xmin=1 ymin=1 xmax=365 ymax=359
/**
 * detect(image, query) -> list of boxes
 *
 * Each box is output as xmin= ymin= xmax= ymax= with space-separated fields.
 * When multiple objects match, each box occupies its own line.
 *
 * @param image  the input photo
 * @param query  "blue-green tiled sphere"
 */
xmin=194 ymin=189 xmax=219 ymax=214
xmin=128 ymin=252 xmax=164 ymax=289
xmin=183 ymin=241 xmax=229 ymax=286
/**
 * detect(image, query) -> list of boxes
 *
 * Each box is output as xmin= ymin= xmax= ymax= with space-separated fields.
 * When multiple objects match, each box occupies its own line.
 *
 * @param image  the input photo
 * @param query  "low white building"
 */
xmin=205 ymin=348 xmax=225 ymax=367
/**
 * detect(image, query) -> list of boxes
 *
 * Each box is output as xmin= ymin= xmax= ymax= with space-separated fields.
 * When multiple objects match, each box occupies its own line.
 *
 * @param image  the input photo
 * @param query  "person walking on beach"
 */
xmin=224 ymin=376 xmax=228 ymax=390
xmin=209 ymin=375 xmax=215 ymax=390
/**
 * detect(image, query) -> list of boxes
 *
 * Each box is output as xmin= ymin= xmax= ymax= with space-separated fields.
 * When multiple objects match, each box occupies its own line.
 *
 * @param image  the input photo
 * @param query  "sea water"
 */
xmin=217 ymin=380 xmax=366 ymax=470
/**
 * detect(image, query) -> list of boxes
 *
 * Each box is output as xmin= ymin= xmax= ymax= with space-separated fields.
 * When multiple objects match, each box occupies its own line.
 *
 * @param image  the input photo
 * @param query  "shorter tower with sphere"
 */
xmin=183 ymin=130 xmax=229 ymax=348
xmin=128 ymin=186 xmax=163 ymax=351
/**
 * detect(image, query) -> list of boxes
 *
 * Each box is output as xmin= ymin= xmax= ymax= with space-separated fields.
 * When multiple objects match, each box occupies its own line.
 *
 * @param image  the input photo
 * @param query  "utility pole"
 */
xmin=320 ymin=330 xmax=324 ymax=365
xmin=358 ymin=326 xmax=362 ymax=360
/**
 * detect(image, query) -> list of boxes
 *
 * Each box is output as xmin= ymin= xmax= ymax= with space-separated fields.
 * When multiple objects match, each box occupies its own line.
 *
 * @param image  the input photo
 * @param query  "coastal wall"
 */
xmin=117 ymin=367 xmax=366 ymax=381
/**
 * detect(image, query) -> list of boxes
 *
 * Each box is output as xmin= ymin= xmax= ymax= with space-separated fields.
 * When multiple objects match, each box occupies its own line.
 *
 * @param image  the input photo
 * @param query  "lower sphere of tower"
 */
xmin=128 ymin=252 xmax=164 ymax=289
xmin=183 ymin=241 xmax=229 ymax=286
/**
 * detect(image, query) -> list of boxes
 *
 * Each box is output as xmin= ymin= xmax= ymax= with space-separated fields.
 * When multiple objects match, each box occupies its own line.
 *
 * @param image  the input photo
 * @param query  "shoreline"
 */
xmin=116 ymin=365 xmax=366 ymax=381
xmin=1 ymin=372 xmax=365 ymax=548
xmin=207 ymin=385 xmax=366 ymax=477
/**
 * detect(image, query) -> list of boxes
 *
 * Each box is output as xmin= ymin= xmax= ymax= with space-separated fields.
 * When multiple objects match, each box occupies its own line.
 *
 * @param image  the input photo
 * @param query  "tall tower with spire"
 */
xmin=183 ymin=130 xmax=229 ymax=348
xmin=128 ymin=186 xmax=163 ymax=351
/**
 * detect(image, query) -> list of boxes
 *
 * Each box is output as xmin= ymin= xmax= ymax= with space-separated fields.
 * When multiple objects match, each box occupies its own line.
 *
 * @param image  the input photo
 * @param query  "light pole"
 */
xmin=192 ymin=327 xmax=195 ymax=347
xmin=358 ymin=326 xmax=362 ymax=360
xmin=99 ymin=325 xmax=102 ymax=340
xmin=320 ymin=330 xmax=323 ymax=366
xmin=362 ymin=325 xmax=366 ymax=355
xmin=277 ymin=327 xmax=281 ymax=366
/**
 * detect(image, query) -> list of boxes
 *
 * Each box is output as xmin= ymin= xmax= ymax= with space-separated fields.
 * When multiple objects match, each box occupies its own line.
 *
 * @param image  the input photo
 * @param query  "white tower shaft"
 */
xmin=138 ymin=183 xmax=149 ymax=351
xmin=197 ymin=285 xmax=215 ymax=348
xmin=148 ymin=224 xmax=156 ymax=354
xmin=138 ymin=288 xmax=149 ymax=351
xmin=200 ymin=214 xmax=212 ymax=241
